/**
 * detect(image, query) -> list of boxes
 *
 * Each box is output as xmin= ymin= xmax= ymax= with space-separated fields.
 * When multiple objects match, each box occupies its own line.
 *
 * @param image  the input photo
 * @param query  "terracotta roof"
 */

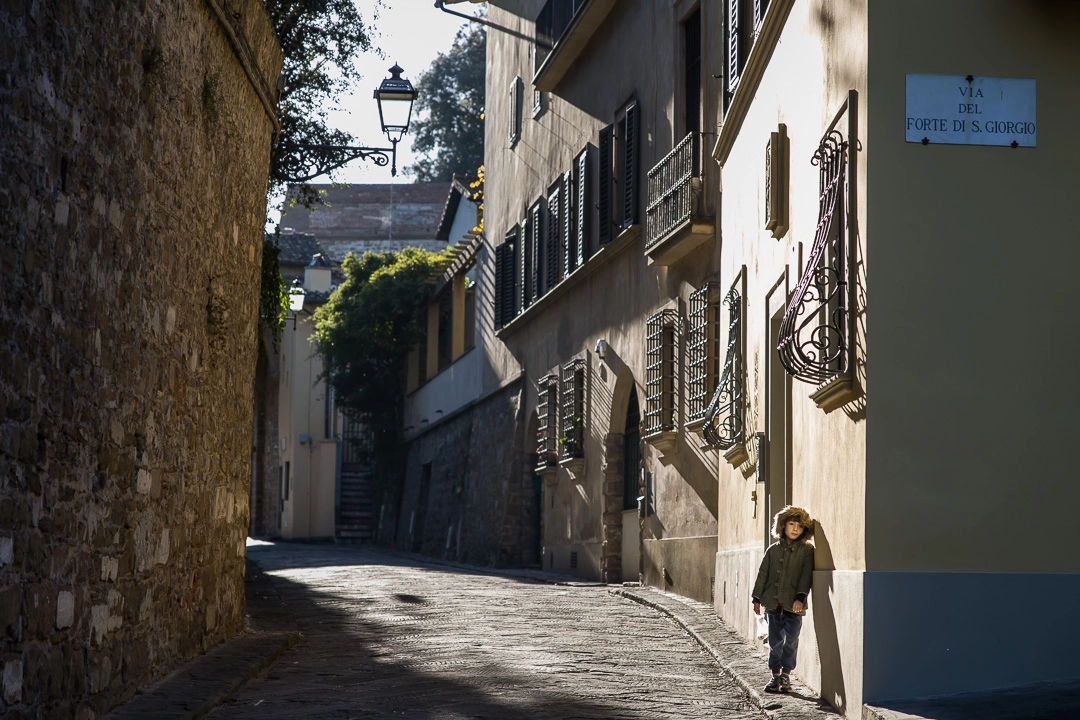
xmin=279 ymin=183 xmax=452 ymax=240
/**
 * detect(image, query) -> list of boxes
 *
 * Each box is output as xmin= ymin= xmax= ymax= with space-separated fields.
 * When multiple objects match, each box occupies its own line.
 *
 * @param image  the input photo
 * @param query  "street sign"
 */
xmin=905 ymin=74 xmax=1036 ymax=147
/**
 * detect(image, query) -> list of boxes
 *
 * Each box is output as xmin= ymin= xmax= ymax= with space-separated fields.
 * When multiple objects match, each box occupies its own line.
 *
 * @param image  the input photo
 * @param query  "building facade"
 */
xmin=450 ymin=0 xmax=1080 ymax=715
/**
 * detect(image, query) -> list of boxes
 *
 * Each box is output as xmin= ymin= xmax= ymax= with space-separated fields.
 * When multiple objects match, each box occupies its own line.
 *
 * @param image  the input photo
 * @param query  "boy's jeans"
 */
xmin=767 ymin=609 xmax=803 ymax=674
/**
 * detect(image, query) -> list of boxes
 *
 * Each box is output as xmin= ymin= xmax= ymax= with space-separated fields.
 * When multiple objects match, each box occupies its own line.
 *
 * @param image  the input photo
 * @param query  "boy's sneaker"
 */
xmin=764 ymin=675 xmax=782 ymax=693
xmin=779 ymin=674 xmax=792 ymax=693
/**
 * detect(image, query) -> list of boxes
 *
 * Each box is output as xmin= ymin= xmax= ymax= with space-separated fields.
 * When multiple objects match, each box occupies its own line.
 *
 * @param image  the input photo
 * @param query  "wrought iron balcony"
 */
xmin=645 ymin=132 xmax=714 ymax=266
xmin=533 ymin=0 xmax=617 ymax=92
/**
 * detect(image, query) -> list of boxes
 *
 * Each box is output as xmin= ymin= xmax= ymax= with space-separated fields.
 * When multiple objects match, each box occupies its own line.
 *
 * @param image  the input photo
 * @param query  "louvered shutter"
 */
xmin=623 ymin=100 xmax=639 ymax=227
xmin=547 ymin=185 xmax=561 ymax=290
xmin=494 ymin=243 xmax=505 ymax=328
xmin=728 ymin=0 xmax=740 ymax=100
xmin=519 ymin=215 xmax=530 ymax=312
xmin=530 ymin=201 xmax=542 ymax=303
xmin=598 ymin=124 xmax=614 ymax=245
xmin=562 ymin=170 xmax=574 ymax=275
xmin=505 ymin=232 xmax=518 ymax=324
xmin=577 ymin=148 xmax=590 ymax=262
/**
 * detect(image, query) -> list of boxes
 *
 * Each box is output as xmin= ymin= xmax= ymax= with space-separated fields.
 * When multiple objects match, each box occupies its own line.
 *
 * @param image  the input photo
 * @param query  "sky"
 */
xmin=267 ymin=1 xmax=478 ymax=229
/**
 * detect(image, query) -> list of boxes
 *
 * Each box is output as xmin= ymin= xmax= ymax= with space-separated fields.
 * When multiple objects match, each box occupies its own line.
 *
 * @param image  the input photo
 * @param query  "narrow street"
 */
xmin=209 ymin=542 xmax=766 ymax=720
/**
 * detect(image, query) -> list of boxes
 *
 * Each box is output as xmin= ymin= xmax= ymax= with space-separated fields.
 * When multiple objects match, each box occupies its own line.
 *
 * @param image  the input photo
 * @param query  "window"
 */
xmin=644 ymin=309 xmax=680 ymax=436
xmin=682 ymin=8 xmax=702 ymax=137
xmin=529 ymin=199 xmax=544 ymax=304
xmin=598 ymin=100 xmax=640 ymax=245
xmin=533 ymin=88 xmax=545 ymax=118
xmin=537 ymin=374 xmax=559 ymax=467
xmin=560 ymin=359 xmax=587 ymax=459
xmin=509 ymin=76 xmax=523 ymax=146
xmin=725 ymin=0 xmax=770 ymax=115
xmin=687 ymin=282 xmax=721 ymax=425
xmin=703 ymin=282 xmax=745 ymax=450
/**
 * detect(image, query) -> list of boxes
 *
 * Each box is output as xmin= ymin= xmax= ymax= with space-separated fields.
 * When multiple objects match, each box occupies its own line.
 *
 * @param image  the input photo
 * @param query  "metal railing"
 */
xmin=535 ymin=0 xmax=589 ymax=74
xmin=645 ymin=132 xmax=702 ymax=250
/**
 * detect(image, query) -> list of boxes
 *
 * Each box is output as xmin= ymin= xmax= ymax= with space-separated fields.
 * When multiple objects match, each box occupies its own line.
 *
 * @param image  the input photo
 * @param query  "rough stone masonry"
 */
xmin=0 ymin=1 xmax=281 ymax=717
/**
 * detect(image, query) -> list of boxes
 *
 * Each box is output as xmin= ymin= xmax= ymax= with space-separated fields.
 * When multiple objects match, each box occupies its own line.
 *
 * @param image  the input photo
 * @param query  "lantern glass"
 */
xmin=288 ymin=281 xmax=306 ymax=312
xmin=375 ymin=64 xmax=417 ymax=143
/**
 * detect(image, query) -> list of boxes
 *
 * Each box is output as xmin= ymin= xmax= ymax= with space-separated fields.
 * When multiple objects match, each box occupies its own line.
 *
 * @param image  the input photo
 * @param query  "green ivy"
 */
xmin=260 ymin=238 xmax=288 ymax=350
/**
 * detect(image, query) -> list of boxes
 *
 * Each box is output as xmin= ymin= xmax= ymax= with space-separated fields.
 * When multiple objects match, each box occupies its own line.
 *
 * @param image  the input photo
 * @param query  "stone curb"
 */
xmin=102 ymin=629 xmax=299 ymax=720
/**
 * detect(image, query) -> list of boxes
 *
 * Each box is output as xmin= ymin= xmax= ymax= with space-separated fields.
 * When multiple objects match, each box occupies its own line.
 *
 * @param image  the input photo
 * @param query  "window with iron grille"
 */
xmin=687 ymin=282 xmax=721 ymax=424
xmin=537 ymin=374 xmax=559 ymax=467
xmin=645 ymin=309 xmax=680 ymax=436
xmin=560 ymin=359 xmax=587 ymax=459
xmin=703 ymin=283 xmax=744 ymax=450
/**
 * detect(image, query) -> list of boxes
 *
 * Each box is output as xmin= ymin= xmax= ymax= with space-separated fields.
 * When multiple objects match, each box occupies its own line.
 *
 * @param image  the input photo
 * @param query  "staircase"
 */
xmin=337 ymin=466 xmax=374 ymax=542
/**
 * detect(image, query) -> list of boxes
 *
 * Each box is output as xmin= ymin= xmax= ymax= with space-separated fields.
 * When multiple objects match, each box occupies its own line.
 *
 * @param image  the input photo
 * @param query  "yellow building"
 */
xmin=467 ymin=0 xmax=1080 ymax=715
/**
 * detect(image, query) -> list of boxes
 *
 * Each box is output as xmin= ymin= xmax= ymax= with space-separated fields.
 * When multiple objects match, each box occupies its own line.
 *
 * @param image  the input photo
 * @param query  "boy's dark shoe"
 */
xmin=764 ymin=675 xmax=783 ymax=693
xmin=779 ymin=674 xmax=792 ymax=693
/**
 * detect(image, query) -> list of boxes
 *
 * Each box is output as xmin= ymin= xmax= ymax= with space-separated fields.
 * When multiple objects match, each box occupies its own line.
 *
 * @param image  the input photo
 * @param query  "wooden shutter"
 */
xmin=505 ymin=232 xmax=518 ymax=324
xmin=576 ymin=148 xmax=590 ymax=262
xmin=598 ymin=124 xmax=614 ymax=245
xmin=494 ymin=242 xmax=506 ymax=328
xmin=562 ymin=170 xmax=574 ymax=275
xmin=728 ymin=0 xmax=740 ymax=99
xmin=519 ymin=215 xmax=530 ymax=312
xmin=623 ymin=100 xmax=639 ymax=227
xmin=530 ymin=201 xmax=542 ymax=303
xmin=547 ymin=184 xmax=562 ymax=290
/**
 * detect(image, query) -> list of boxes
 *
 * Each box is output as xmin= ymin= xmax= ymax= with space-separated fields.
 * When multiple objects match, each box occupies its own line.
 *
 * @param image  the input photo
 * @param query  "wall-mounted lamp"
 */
xmin=593 ymin=338 xmax=609 ymax=360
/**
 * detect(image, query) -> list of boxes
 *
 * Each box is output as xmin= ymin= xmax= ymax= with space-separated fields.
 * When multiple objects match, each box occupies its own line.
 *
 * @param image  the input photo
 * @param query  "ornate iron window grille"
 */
xmin=537 ymin=374 xmax=560 ymax=467
xmin=560 ymin=359 xmax=587 ymax=460
xmin=687 ymin=282 xmax=720 ymax=424
xmin=703 ymin=286 xmax=744 ymax=449
xmin=777 ymin=127 xmax=852 ymax=384
xmin=644 ymin=309 xmax=680 ymax=436
xmin=645 ymin=131 xmax=700 ymax=250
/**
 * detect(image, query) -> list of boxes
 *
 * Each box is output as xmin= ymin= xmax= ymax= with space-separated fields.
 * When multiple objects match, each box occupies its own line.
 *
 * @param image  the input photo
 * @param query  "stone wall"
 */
xmin=396 ymin=380 xmax=537 ymax=567
xmin=0 ymin=0 xmax=281 ymax=716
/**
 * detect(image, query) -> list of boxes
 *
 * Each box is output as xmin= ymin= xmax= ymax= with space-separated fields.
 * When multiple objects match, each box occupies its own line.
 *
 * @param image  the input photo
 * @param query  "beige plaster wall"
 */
xmin=711 ymin=0 xmax=868 ymax=711
xmin=865 ymin=0 xmax=1080 ymax=572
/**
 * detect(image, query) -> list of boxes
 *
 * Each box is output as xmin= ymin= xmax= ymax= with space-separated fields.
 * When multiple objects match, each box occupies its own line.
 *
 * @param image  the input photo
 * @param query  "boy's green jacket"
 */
xmin=752 ymin=506 xmax=816 ymax=615
xmin=752 ymin=538 xmax=814 ymax=614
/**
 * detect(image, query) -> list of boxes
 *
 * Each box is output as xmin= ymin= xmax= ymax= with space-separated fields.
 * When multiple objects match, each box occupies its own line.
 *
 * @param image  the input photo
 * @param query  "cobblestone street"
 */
xmin=208 ymin=542 xmax=769 ymax=720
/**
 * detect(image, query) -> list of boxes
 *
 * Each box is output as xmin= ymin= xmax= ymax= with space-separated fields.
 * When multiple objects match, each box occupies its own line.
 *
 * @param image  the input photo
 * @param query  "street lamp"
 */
xmin=287 ymin=279 xmax=306 ymax=329
xmin=274 ymin=64 xmax=418 ymax=182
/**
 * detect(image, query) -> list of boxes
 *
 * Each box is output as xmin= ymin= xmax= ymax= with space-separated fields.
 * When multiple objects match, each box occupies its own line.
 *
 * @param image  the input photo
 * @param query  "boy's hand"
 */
xmin=753 ymin=601 xmax=761 ymax=615
xmin=792 ymin=600 xmax=804 ymax=613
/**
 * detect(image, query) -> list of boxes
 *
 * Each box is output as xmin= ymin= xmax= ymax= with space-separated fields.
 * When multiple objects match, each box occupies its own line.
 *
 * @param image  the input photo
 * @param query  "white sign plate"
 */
xmin=905 ymin=74 xmax=1036 ymax=147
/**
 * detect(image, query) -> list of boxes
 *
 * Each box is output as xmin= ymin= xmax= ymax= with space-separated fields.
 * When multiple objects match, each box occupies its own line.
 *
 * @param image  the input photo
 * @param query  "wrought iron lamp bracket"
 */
xmin=274 ymin=140 xmax=399 ymax=184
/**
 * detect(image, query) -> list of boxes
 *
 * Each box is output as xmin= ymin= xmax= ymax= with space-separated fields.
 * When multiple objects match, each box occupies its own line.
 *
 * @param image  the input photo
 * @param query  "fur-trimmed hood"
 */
xmin=771 ymin=505 xmax=814 ymax=543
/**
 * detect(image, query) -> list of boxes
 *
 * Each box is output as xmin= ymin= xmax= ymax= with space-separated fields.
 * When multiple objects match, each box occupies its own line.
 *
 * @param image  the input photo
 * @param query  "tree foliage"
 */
xmin=264 ymin=0 xmax=380 ymax=207
xmin=407 ymin=24 xmax=486 ymax=181
xmin=312 ymin=247 xmax=450 ymax=492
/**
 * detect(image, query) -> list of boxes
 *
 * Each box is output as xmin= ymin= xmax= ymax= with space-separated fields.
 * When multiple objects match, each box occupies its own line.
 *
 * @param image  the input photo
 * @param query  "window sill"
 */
xmin=711 ymin=0 xmax=797 ymax=167
xmin=537 ymin=464 xmax=559 ymax=485
xmin=809 ymin=374 xmax=858 ymax=414
xmin=722 ymin=442 xmax=749 ymax=468
xmin=559 ymin=455 xmax=585 ymax=476
xmin=533 ymin=0 xmax=618 ymax=93
xmin=643 ymin=429 xmax=678 ymax=458
xmin=645 ymin=216 xmax=714 ymax=267
xmin=497 ymin=223 xmax=640 ymax=338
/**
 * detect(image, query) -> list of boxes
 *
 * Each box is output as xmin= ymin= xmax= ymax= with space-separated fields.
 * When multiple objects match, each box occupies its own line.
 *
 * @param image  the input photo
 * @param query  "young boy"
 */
xmin=752 ymin=505 xmax=815 ymax=693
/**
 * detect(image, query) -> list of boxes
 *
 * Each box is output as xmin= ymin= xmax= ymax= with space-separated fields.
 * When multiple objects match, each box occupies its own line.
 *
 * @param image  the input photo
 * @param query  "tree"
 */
xmin=407 ymin=24 xmax=486 ymax=181
xmin=312 ymin=247 xmax=450 ymax=499
xmin=264 ymin=0 xmax=381 ymax=207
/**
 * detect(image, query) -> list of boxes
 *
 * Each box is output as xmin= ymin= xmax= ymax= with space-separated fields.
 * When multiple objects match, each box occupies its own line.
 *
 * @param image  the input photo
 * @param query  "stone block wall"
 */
xmin=397 ymin=381 xmax=536 ymax=567
xmin=0 ymin=0 xmax=281 ymax=716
